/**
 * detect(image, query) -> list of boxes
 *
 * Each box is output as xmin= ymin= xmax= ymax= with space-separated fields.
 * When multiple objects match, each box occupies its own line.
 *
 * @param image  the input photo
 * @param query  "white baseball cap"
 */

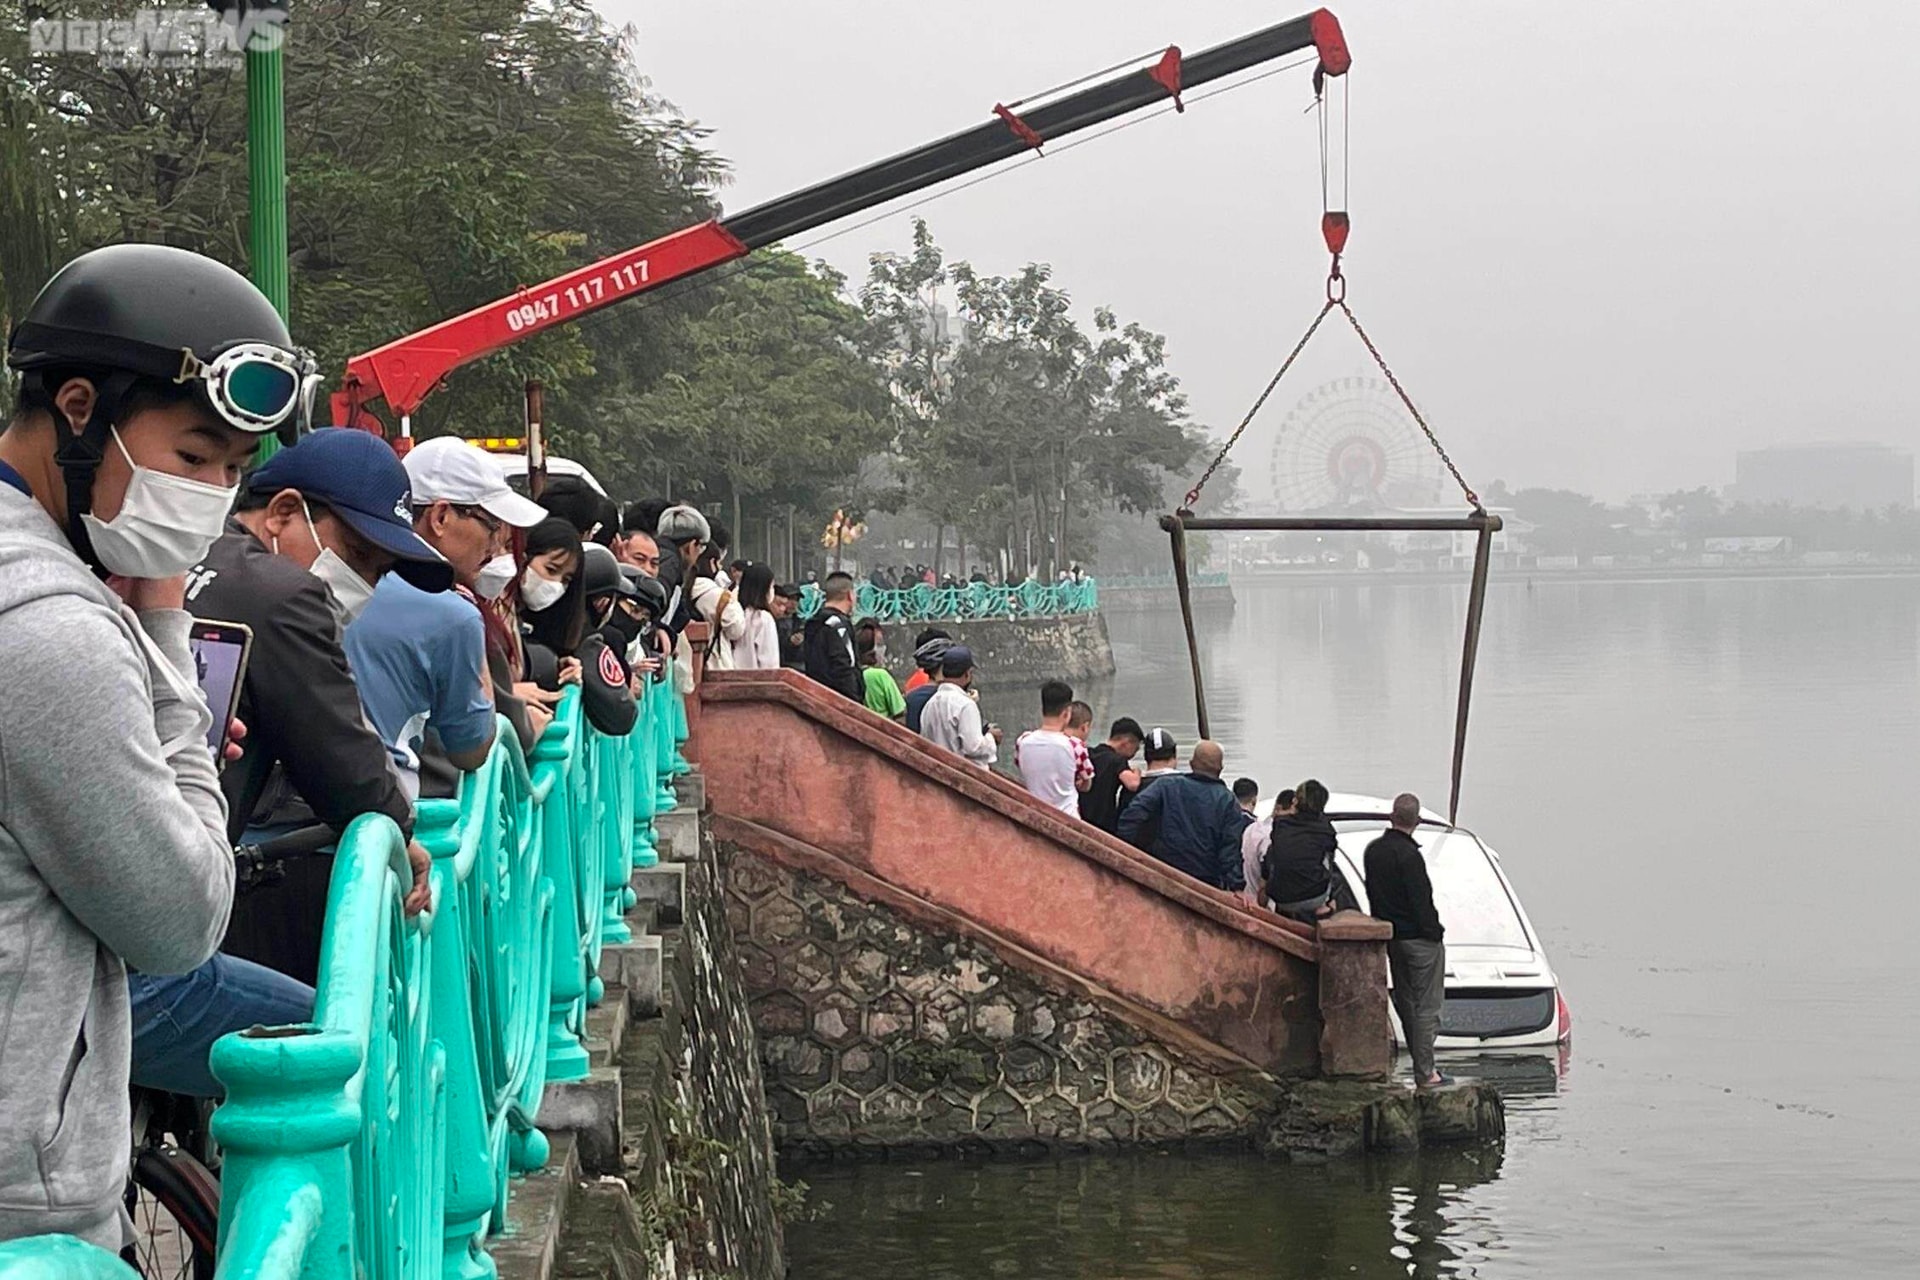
xmin=403 ymin=436 xmax=548 ymax=529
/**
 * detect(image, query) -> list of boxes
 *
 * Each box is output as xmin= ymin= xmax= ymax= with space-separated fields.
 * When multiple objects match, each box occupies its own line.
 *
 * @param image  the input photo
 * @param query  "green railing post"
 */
xmin=535 ymin=695 xmax=593 ymax=1086
xmin=596 ymin=726 xmax=638 ymax=945
xmin=654 ymin=658 xmax=680 ymax=812
xmin=631 ymin=673 xmax=661 ymax=870
xmin=418 ymin=792 xmax=499 ymax=1280
xmin=0 ymin=1237 xmax=140 ymax=1278
xmin=669 ymin=676 xmax=692 ymax=779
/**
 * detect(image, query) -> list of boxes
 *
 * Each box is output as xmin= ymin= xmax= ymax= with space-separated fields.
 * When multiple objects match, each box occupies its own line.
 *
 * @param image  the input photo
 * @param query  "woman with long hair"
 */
xmin=734 ymin=562 xmax=782 ymax=670
xmin=518 ymin=517 xmax=587 ymax=657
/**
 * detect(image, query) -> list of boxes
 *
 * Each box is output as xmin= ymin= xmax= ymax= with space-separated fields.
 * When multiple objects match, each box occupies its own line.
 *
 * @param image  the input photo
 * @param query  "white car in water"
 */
xmin=1262 ymin=793 xmax=1572 ymax=1050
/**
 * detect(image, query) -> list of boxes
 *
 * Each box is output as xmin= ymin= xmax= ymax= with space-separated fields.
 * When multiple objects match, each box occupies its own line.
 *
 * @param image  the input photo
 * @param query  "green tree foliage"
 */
xmin=578 ymin=250 xmax=892 ymax=554
xmin=1 ymin=0 xmax=724 ymax=436
xmin=860 ymin=219 xmax=1207 ymax=575
xmin=1507 ymin=487 xmax=1637 ymax=557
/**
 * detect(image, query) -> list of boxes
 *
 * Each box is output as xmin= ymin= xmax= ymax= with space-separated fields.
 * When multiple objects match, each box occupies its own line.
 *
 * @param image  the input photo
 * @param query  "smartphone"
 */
xmin=188 ymin=619 xmax=252 ymax=768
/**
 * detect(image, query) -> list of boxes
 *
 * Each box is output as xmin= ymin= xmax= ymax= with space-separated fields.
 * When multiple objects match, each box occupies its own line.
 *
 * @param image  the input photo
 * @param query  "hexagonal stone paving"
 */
xmin=722 ymin=842 xmax=1287 ymax=1152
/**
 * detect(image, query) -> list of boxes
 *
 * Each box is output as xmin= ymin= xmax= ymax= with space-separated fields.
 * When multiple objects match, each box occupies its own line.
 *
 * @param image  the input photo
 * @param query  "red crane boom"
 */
xmin=332 ymin=9 xmax=1350 ymax=434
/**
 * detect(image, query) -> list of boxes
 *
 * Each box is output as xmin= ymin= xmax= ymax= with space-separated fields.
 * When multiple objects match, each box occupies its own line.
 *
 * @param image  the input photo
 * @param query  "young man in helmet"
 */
xmin=0 ymin=245 xmax=316 ymax=1251
xmin=570 ymin=543 xmax=639 ymax=736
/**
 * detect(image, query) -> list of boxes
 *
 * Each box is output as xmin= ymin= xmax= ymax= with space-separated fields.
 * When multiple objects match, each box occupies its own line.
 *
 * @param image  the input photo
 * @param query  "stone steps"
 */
xmin=490 ymin=1131 xmax=581 ymax=1280
xmin=499 ymin=787 xmax=702 ymax=1280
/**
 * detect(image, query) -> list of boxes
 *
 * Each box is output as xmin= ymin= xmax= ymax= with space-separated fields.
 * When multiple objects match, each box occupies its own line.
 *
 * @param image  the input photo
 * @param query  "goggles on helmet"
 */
xmin=174 ymin=342 xmax=319 ymax=437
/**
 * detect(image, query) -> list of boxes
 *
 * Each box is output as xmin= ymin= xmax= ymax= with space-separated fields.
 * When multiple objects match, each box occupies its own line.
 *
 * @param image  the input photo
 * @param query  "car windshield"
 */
xmin=1335 ymin=822 xmax=1533 ymax=950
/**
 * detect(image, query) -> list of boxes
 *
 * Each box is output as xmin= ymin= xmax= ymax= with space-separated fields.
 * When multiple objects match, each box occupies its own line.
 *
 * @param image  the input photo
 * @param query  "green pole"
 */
xmin=241 ymin=6 xmax=289 ymax=458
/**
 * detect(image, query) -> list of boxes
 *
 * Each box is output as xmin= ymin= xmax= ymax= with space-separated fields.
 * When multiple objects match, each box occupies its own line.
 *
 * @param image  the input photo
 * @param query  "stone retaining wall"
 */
xmin=875 ymin=612 xmax=1115 ymax=684
xmin=580 ymin=800 xmax=787 ymax=1280
xmin=721 ymin=841 xmax=1287 ymax=1156
xmin=718 ymin=836 xmax=1504 ymax=1161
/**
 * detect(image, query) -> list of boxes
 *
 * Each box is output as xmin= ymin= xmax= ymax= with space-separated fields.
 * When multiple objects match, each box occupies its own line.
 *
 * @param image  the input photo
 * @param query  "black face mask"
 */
xmin=598 ymin=605 xmax=650 ymax=651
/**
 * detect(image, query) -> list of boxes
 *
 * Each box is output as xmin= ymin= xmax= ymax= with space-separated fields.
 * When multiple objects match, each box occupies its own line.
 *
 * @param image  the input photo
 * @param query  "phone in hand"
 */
xmin=188 ymin=619 xmax=252 ymax=769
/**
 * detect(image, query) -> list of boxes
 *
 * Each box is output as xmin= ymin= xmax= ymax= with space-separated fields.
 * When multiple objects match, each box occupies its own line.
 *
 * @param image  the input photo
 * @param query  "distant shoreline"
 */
xmin=1225 ymin=564 xmax=1920 ymax=588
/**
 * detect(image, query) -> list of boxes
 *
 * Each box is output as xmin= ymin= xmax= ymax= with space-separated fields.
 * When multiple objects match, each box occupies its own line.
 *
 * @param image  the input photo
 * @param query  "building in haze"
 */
xmin=1733 ymin=444 xmax=1914 ymax=510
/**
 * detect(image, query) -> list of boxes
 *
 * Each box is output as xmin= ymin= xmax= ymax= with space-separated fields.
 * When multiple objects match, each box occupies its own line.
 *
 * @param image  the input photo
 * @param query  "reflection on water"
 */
xmin=786 ymin=1143 xmax=1509 ymax=1280
xmin=791 ymin=579 xmax=1920 ymax=1277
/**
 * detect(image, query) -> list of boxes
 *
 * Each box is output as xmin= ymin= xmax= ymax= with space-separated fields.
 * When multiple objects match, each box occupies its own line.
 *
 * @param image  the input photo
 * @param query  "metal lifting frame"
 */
xmin=1160 ymin=510 xmax=1503 ymax=823
xmin=331 ymin=9 xmax=1351 ymax=431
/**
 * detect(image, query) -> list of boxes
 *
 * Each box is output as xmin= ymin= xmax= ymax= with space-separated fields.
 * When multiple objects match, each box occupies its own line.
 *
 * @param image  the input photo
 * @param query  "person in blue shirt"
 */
xmin=345 ymin=436 xmax=546 ymax=798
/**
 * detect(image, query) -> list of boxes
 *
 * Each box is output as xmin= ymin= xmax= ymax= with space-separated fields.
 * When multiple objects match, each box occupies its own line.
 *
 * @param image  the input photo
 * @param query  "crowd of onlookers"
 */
xmin=0 ymin=244 xmax=1449 ymax=1262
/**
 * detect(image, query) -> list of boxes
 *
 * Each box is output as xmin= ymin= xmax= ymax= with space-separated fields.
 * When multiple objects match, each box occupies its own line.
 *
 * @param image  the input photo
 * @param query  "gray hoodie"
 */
xmin=0 ymin=482 xmax=234 ymax=1251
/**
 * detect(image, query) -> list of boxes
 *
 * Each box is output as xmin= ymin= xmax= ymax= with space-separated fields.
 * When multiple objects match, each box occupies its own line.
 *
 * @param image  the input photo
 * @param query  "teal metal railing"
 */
xmin=0 ymin=663 xmax=686 ymax=1280
xmin=798 ymin=578 xmax=1099 ymax=622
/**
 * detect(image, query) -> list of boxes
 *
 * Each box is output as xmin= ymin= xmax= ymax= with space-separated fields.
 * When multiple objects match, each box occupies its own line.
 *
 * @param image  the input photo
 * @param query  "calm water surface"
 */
xmin=786 ymin=576 xmax=1920 ymax=1277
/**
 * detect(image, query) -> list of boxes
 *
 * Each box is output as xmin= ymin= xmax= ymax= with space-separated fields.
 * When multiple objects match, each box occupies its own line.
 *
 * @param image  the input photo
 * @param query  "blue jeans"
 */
xmin=128 ymin=953 xmax=315 ymax=1098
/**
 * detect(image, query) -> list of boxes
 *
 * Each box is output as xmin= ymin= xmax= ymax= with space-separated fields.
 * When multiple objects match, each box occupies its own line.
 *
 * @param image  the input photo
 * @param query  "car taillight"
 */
xmin=1556 ymin=990 xmax=1573 ymax=1043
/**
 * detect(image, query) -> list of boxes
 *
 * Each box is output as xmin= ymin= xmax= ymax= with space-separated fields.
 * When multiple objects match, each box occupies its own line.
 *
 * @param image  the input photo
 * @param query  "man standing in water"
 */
xmin=1365 ymin=793 xmax=1448 ymax=1087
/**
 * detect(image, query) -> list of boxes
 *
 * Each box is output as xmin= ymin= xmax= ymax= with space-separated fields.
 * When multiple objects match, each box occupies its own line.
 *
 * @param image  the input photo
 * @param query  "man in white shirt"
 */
xmin=919 ymin=644 xmax=1000 ymax=767
xmin=1015 ymin=679 xmax=1082 ymax=815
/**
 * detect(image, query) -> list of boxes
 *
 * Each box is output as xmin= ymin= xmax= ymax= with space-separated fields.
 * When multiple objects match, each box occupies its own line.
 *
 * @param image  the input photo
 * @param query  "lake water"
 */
xmin=785 ymin=575 xmax=1920 ymax=1277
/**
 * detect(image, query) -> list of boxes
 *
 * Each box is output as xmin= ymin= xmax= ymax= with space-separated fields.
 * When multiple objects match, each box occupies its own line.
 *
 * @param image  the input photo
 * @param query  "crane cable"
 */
xmin=1171 ymin=72 xmax=1497 ymax=823
xmin=1182 ymin=73 xmax=1481 ymax=516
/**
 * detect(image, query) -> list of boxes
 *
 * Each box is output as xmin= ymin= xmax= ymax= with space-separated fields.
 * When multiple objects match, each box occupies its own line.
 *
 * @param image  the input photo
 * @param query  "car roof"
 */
xmin=1255 ymin=791 xmax=1450 ymax=827
xmin=488 ymin=452 xmax=607 ymax=496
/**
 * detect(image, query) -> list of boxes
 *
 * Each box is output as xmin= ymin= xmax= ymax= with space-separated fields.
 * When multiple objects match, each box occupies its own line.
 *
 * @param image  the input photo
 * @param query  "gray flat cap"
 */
xmin=656 ymin=504 xmax=711 ymax=544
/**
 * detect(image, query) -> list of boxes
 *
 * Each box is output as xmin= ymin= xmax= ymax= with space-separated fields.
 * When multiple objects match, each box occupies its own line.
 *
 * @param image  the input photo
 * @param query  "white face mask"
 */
xmin=300 ymin=501 xmax=377 ymax=626
xmin=521 ymin=566 xmax=566 ymax=612
xmin=474 ymin=553 xmax=516 ymax=601
xmin=80 ymin=426 xmax=238 ymax=579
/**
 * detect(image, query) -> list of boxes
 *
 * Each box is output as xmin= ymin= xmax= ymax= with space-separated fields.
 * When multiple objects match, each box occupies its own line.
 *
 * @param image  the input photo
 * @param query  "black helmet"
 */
xmin=580 ymin=543 xmax=635 ymax=602
xmin=8 ymin=244 xmax=315 ymax=435
xmin=619 ymin=565 xmax=669 ymax=617
xmin=7 ymin=244 xmax=318 ymax=566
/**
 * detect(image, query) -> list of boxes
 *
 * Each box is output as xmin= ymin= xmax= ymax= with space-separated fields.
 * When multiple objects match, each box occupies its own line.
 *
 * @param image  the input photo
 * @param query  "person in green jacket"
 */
xmin=854 ymin=618 xmax=906 ymax=721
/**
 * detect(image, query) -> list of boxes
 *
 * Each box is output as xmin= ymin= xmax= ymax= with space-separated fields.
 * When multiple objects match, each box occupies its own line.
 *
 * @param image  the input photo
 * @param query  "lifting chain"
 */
xmin=1183 ymin=298 xmax=1335 ymax=511
xmin=1337 ymin=299 xmax=1482 ymax=512
xmin=1182 ymin=279 xmax=1484 ymax=515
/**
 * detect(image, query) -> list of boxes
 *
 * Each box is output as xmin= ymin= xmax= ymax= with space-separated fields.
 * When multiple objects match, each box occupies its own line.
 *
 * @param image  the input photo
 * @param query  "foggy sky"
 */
xmin=602 ymin=0 xmax=1920 ymax=501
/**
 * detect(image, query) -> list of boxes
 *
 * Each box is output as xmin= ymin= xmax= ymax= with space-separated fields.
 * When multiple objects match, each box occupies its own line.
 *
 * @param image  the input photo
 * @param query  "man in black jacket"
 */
xmin=190 ymin=433 xmax=447 ymax=847
xmin=123 ymin=427 xmax=449 ymax=1086
xmin=772 ymin=583 xmax=806 ymax=668
xmin=1117 ymin=740 xmax=1249 ymax=891
xmin=803 ymin=571 xmax=862 ymax=701
xmin=1364 ymin=793 xmax=1448 ymax=1087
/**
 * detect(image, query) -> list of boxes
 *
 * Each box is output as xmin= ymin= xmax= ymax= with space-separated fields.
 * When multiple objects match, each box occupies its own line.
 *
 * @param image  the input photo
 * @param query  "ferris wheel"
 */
xmin=1265 ymin=376 xmax=1452 ymax=513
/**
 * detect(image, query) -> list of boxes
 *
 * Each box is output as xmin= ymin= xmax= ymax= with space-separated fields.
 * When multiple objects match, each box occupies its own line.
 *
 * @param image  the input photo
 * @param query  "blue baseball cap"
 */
xmin=247 ymin=428 xmax=453 ymax=591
